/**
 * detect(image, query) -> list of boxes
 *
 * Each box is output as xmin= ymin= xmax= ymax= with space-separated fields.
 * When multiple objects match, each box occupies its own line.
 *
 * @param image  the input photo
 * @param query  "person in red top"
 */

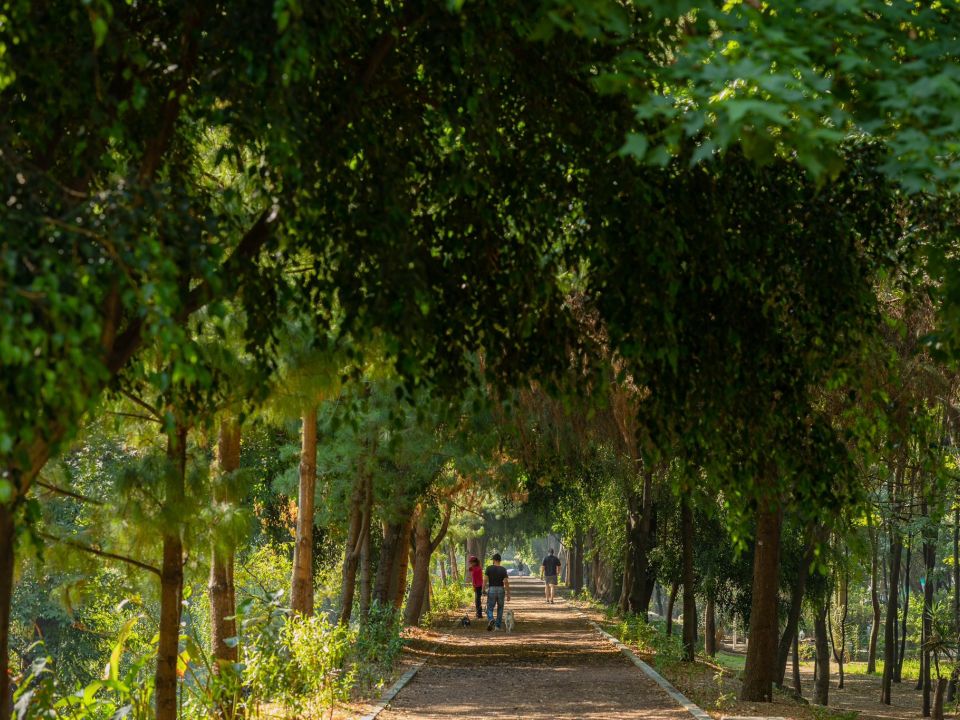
xmin=468 ymin=555 xmax=484 ymax=618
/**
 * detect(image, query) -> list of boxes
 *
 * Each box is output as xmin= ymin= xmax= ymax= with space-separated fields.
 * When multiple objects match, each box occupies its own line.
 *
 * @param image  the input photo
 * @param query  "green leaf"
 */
xmin=620 ymin=133 xmax=648 ymax=160
xmin=91 ymin=15 xmax=108 ymax=49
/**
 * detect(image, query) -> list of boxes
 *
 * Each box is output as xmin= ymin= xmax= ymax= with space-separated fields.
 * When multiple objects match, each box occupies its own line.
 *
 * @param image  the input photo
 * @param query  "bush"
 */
xmin=353 ymin=602 xmax=405 ymax=691
xmin=13 ymin=626 xmax=155 ymax=720
xmin=615 ymin=615 xmax=685 ymax=669
xmin=244 ymin=608 xmax=356 ymax=718
xmin=423 ymin=583 xmax=471 ymax=627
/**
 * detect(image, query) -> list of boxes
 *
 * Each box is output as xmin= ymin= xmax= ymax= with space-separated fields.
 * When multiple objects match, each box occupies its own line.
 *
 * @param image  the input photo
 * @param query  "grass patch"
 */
xmin=713 ymin=650 xmax=746 ymax=673
xmin=843 ymin=658 xmax=920 ymax=681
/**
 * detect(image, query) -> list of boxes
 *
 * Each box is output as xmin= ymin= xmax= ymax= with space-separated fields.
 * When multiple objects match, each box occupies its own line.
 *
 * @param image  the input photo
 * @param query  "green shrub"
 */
xmin=422 ymin=582 xmax=470 ymax=627
xmin=13 ymin=624 xmax=154 ymax=720
xmin=244 ymin=608 xmax=356 ymax=718
xmin=614 ymin=615 xmax=685 ymax=669
xmin=353 ymin=602 xmax=405 ymax=691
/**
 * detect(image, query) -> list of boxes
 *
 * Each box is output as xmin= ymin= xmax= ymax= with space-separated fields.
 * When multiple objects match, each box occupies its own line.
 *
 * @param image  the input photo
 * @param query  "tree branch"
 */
xmin=120 ymin=389 xmax=163 ymax=420
xmin=430 ymin=505 xmax=452 ymax=553
xmin=106 ymin=208 xmax=272 ymax=375
xmin=39 ymin=532 xmax=161 ymax=576
xmin=35 ymin=481 xmax=104 ymax=506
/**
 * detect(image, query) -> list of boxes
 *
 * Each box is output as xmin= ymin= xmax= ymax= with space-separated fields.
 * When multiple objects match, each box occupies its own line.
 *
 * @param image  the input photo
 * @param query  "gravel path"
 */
xmin=378 ymin=577 xmax=691 ymax=719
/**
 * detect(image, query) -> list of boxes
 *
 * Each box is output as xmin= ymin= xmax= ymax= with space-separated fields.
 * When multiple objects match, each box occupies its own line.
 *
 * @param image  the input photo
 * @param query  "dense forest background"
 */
xmin=4 ymin=1 xmax=960 ymax=719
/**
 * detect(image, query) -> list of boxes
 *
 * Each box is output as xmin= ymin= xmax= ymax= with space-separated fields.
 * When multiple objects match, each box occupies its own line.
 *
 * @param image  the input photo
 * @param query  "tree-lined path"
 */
xmin=380 ymin=579 xmax=689 ymax=720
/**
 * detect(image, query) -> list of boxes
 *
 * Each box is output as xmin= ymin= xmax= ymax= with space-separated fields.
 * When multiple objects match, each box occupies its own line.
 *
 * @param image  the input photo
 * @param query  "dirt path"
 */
xmin=378 ymin=577 xmax=692 ymax=719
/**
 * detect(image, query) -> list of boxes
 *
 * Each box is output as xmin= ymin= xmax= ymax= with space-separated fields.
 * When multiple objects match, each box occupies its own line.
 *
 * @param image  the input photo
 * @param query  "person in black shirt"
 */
xmin=483 ymin=553 xmax=511 ymax=630
xmin=541 ymin=548 xmax=562 ymax=604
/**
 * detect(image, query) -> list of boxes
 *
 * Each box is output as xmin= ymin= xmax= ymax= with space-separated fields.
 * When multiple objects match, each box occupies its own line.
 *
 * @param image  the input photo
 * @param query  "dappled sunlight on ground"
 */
xmin=378 ymin=578 xmax=690 ymax=719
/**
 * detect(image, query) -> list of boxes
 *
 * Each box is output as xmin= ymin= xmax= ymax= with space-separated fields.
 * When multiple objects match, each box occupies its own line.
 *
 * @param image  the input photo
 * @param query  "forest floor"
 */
xmin=578 ymin=602 xmax=943 ymax=720
xmin=374 ymin=576 xmax=691 ymax=719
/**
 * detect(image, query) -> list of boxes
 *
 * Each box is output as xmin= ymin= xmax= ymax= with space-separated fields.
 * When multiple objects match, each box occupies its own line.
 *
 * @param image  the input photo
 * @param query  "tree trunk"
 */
xmin=209 ymin=420 xmax=241 ymax=669
xmin=0 ymin=502 xmax=14 ymax=718
xmin=404 ymin=513 xmax=433 ymax=626
xmin=792 ymin=630 xmax=802 ymax=697
xmin=621 ymin=471 xmax=657 ymax=615
xmin=740 ymin=503 xmax=783 ymax=702
xmin=680 ymin=497 xmax=697 ymax=662
xmin=447 ymin=541 xmax=460 ymax=584
xmin=922 ymin=525 xmax=936 ymax=717
xmin=375 ymin=521 xmax=403 ymax=606
xmin=828 ymin=583 xmax=848 ymax=690
xmin=932 ymin=677 xmax=948 ymax=720
xmin=290 ymin=406 xmax=317 ymax=616
xmin=156 ymin=424 xmax=187 ymax=720
xmin=881 ymin=532 xmax=902 ymax=704
xmin=404 ymin=508 xmax=451 ymax=626
xmin=391 ymin=517 xmax=414 ymax=610
xmin=896 ymin=540 xmax=911 ymax=683
xmin=776 ymin=528 xmax=815 ymax=687
xmin=950 ymin=504 xmax=959 ymax=702
xmin=359 ymin=517 xmax=372 ymax=620
xmin=704 ymin=595 xmax=717 ymax=656
xmin=814 ymin=599 xmax=830 ymax=706
xmin=867 ymin=521 xmax=881 ymax=674
xmin=572 ymin=530 xmax=584 ymax=593
xmin=339 ymin=473 xmax=370 ymax=626
xmin=665 ymin=580 xmax=678 ymax=636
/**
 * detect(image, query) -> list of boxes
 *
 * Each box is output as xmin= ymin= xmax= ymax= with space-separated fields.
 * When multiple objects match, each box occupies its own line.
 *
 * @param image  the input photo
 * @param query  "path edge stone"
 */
xmin=584 ymin=617 xmax=713 ymax=720
xmin=357 ymin=661 xmax=425 ymax=720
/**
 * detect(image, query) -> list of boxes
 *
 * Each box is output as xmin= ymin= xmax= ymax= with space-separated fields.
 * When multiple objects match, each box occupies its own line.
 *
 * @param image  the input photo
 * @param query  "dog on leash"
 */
xmin=459 ymin=615 xmax=471 ymax=627
xmin=503 ymin=610 xmax=515 ymax=633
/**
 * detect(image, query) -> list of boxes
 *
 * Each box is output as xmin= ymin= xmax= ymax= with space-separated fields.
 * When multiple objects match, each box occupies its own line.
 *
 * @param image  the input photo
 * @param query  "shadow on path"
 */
xmin=379 ymin=578 xmax=691 ymax=720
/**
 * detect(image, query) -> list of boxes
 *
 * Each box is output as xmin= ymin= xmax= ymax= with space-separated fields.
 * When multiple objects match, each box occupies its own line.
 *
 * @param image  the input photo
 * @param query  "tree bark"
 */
xmin=814 ymin=599 xmax=830 ymax=706
xmin=0 ymin=501 xmax=14 ymax=718
xmin=391 ymin=517 xmax=414 ymax=610
xmin=704 ymin=595 xmax=717 ymax=656
xmin=373 ymin=522 xmax=406 ymax=606
xmin=339 ymin=473 xmax=371 ymax=625
xmin=156 ymin=423 xmax=187 ymax=720
xmin=776 ymin=528 xmax=815 ymax=687
xmin=621 ymin=471 xmax=656 ymax=615
xmin=828 ymin=582 xmax=848 ymax=690
xmin=665 ymin=580 xmax=679 ymax=636
xmin=572 ymin=530 xmax=584 ymax=593
xmin=447 ymin=541 xmax=460 ymax=584
xmin=359 ymin=517 xmax=372 ymax=620
xmin=290 ymin=406 xmax=317 ymax=616
xmin=209 ymin=420 xmax=241 ymax=669
xmin=881 ymin=532 xmax=902 ymax=704
xmin=950 ymin=504 xmax=959 ymax=702
xmin=681 ymin=497 xmax=697 ymax=662
xmin=896 ymin=540 xmax=911 ymax=683
xmin=922 ymin=522 xmax=936 ymax=717
xmin=792 ymin=630 xmax=802 ymax=697
xmin=867 ymin=519 xmax=881 ymax=674
xmin=403 ymin=507 xmax=451 ymax=626
xmin=933 ymin=677 xmax=948 ymax=720
xmin=740 ymin=502 xmax=783 ymax=702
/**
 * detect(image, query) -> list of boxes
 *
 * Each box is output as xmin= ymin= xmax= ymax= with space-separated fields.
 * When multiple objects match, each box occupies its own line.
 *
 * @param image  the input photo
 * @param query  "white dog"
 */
xmin=503 ymin=610 xmax=515 ymax=633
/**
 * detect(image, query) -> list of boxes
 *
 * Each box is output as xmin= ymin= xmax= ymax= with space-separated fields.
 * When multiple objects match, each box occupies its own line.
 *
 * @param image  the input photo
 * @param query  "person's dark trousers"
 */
xmin=474 ymin=586 xmax=483 ymax=617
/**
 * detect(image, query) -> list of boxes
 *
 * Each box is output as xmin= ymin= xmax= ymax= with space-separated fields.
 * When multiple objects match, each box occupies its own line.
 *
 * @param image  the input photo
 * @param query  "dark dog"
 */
xmin=459 ymin=615 xmax=471 ymax=627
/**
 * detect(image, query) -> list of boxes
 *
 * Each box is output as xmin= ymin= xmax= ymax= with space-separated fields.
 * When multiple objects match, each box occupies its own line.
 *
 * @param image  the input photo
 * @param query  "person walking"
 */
xmin=468 ymin=555 xmax=484 ymax=618
xmin=541 ymin=548 xmax=562 ymax=604
xmin=483 ymin=553 xmax=511 ymax=630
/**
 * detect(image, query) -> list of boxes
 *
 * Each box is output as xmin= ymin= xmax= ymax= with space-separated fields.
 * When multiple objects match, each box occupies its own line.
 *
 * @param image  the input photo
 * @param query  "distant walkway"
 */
xmin=378 ymin=577 xmax=691 ymax=719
